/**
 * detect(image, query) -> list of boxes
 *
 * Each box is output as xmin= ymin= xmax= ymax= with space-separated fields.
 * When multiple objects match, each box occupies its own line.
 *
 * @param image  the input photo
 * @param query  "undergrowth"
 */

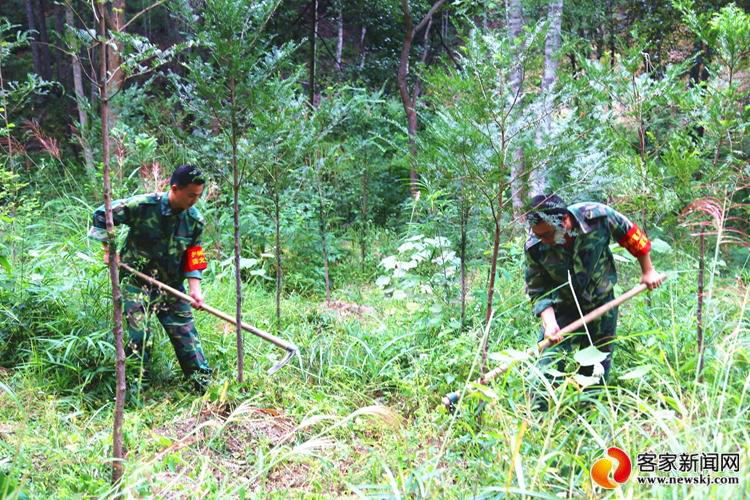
xmin=0 ymin=193 xmax=748 ymax=499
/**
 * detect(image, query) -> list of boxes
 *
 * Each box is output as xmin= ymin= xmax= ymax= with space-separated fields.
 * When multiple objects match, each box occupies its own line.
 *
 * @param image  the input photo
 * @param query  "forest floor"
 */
xmin=1 ymin=204 xmax=749 ymax=498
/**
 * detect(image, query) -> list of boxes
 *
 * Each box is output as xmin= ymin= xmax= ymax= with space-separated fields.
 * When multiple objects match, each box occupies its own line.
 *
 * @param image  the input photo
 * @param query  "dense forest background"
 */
xmin=1 ymin=0 xmax=750 ymax=497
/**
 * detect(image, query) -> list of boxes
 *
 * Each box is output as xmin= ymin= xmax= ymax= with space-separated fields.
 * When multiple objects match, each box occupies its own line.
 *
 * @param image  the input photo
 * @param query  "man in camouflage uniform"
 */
xmin=524 ymin=194 xmax=664 ymax=395
xmin=89 ymin=165 xmax=212 ymax=390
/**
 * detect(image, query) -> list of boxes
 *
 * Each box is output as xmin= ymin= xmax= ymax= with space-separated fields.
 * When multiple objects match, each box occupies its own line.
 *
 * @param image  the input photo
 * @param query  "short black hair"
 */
xmin=170 ymin=164 xmax=205 ymax=188
xmin=526 ymin=194 xmax=568 ymax=226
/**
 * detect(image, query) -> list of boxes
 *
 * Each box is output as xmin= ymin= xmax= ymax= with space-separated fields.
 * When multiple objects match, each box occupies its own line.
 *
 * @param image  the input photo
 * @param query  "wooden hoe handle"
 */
xmin=442 ymin=277 xmax=665 ymax=411
xmin=119 ymin=262 xmax=299 ymax=374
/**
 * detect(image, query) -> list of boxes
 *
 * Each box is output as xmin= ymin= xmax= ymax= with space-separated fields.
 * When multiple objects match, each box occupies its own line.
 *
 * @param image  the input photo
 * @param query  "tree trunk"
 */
xmin=359 ymin=155 xmax=369 ymax=269
xmin=358 ymin=25 xmax=367 ymax=70
xmin=24 ymin=0 xmax=44 ymax=78
xmin=274 ymin=185 xmax=282 ymax=332
xmin=108 ymin=0 xmax=125 ymax=96
xmin=507 ymin=0 xmax=526 ymax=220
xmin=483 ymin=112 xmax=508 ymax=374
xmin=0 ymin=59 xmax=15 ymax=169
xmin=697 ymin=232 xmax=705 ymax=380
xmin=633 ymin=73 xmax=648 ymax=229
xmin=530 ymin=0 xmax=563 ymax=197
xmin=37 ymin=0 xmax=53 ymax=81
xmin=459 ymin=192 xmax=468 ymax=331
xmin=230 ymin=79 xmax=244 ymax=383
xmin=67 ymin=6 xmax=96 ymax=175
xmin=106 ymin=0 xmax=125 ymax=165
xmin=336 ymin=4 xmax=344 ymax=72
xmin=482 ymin=189 xmax=502 ymax=373
xmin=317 ymin=174 xmax=332 ymax=303
xmin=397 ymin=1 xmax=417 ymax=197
xmin=607 ymin=0 xmax=616 ymax=68
xmin=98 ymin=1 xmax=125 ymax=485
xmin=54 ymin=4 xmax=65 ymax=84
xmin=398 ymin=0 xmax=448 ymax=198
xmin=308 ymin=0 xmax=318 ymax=107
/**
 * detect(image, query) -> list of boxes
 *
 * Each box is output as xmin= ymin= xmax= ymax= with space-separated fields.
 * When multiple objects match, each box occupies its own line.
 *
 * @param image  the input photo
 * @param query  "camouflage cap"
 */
xmin=526 ymin=194 xmax=568 ymax=227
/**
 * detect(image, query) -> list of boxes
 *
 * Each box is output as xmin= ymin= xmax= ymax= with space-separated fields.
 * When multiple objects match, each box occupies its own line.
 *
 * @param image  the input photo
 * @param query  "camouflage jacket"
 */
xmin=88 ymin=192 xmax=205 ymax=286
xmin=524 ymin=202 xmax=650 ymax=316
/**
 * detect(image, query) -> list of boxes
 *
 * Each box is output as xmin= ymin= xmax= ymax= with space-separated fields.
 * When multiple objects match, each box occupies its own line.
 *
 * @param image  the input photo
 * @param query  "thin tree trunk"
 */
xmin=459 ymin=193 xmax=468 ymax=331
xmin=358 ymin=26 xmax=367 ymax=70
xmin=274 ymin=186 xmax=282 ymax=332
xmin=54 ymin=4 xmax=65 ymax=84
xmin=0 ymin=60 xmax=16 ymax=169
xmin=482 ymin=111 xmax=508 ymax=374
xmin=106 ymin=0 xmax=125 ymax=165
xmin=359 ymin=156 xmax=369 ymax=269
xmin=98 ymin=1 xmax=125 ymax=485
xmin=398 ymin=1 xmax=417 ymax=197
xmin=230 ymin=78 xmax=244 ymax=383
xmin=633 ymin=74 xmax=648 ymax=229
xmin=37 ymin=0 xmax=53 ymax=80
xmin=697 ymin=232 xmax=705 ymax=380
xmin=308 ymin=0 xmax=318 ymax=106
xmin=530 ymin=0 xmax=563 ymax=196
xmin=66 ymin=6 xmax=95 ymax=174
xmin=24 ymin=0 xmax=43 ymax=78
xmin=398 ymin=0 xmax=448 ymax=198
xmin=108 ymin=0 xmax=125 ymax=95
xmin=317 ymin=174 xmax=332 ymax=303
xmin=607 ymin=0 xmax=616 ymax=68
xmin=336 ymin=4 xmax=343 ymax=72
xmin=507 ymin=0 xmax=526 ymax=219
xmin=483 ymin=189 xmax=502 ymax=373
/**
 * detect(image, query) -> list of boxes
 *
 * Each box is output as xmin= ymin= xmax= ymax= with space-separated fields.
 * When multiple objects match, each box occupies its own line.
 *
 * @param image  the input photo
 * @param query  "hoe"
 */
xmin=442 ymin=277 xmax=665 ymax=412
xmin=119 ymin=262 xmax=299 ymax=374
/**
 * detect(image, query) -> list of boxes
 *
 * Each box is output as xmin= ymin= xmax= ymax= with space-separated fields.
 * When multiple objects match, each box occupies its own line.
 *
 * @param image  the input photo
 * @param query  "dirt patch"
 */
xmin=265 ymin=460 xmax=313 ymax=491
xmin=145 ymin=403 xmax=395 ymax=495
xmin=321 ymin=300 xmax=376 ymax=319
xmin=222 ymin=407 xmax=297 ymax=456
xmin=0 ymin=423 xmax=15 ymax=439
xmin=147 ymin=403 xmax=317 ymax=495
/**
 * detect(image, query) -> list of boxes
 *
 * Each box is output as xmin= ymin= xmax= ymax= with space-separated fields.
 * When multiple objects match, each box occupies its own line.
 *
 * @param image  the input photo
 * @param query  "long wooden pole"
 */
xmin=118 ymin=263 xmax=298 ymax=354
xmin=442 ymin=277 xmax=665 ymax=410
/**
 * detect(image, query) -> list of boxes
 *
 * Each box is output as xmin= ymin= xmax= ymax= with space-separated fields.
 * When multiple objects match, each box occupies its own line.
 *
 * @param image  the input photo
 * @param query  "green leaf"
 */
xmin=0 ymin=255 xmax=10 ymax=275
xmin=75 ymin=251 xmax=97 ymax=264
xmin=375 ymin=276 xmax=390 ymax=288
xmin=544 ymin=367 xmax=566 ymax=377
xmin=650 ymin=238 xmax=672 ymax=254
xmin=573 ymin=374 xmax=600 ymax=389
xmin=613 ymin=253 xmax=635 ymax=263
xmin=380 ymin=255 xmax=398 ymax=270
xmin=469 ymin=382 xmax=498 ymax=402
xmin=574 ymin=346 xmax=609 ymax=366
xmin=619 ymin=365 xmax=652 ymax=380
xmin=238 ymin=257 xmax=258 ymax=269
xmin=488 ymin=348 xmax=529 ymax=364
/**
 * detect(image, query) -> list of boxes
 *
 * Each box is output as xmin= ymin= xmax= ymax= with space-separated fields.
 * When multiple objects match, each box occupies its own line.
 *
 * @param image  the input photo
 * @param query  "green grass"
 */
xmin=1 ymin=201 xmax=749 ymax=498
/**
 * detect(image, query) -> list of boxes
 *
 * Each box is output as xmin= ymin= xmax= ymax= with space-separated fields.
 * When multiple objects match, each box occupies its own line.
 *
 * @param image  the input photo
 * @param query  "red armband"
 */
xmin=184 ymin=246 xmax=208 ymax=272
xmin=618 ymin=225 xmax=651 ymax=257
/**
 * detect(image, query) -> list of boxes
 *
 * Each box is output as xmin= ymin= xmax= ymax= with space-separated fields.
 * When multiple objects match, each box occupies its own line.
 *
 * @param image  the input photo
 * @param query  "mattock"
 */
xmin=119 ymin=262 xmax=300 ymax=374
xmin=442 ymin=276 xmax=666 ymax=412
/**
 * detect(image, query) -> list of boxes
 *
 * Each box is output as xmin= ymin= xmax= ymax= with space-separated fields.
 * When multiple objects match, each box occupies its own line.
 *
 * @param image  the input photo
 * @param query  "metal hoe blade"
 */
xmin=268 ymin=347 xmax=299 ymax=375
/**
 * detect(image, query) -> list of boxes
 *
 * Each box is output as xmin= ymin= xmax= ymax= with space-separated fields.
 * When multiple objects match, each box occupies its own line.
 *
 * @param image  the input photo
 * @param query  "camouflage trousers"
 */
xmin=123 ymin=282 xmax=211 ymax=381
xmin=535 ymin=292 xmax=618 ymax=381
